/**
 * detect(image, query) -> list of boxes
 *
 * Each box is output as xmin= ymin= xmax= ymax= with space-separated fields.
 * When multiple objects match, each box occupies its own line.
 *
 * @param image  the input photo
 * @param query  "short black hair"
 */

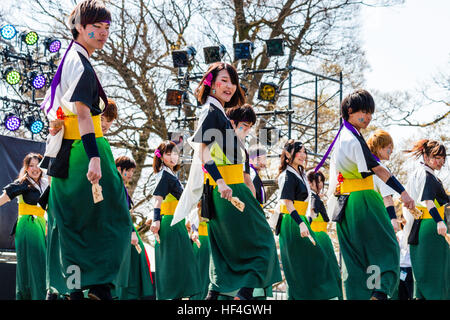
xmin=115 ymin=156 xmax=136 ymax=171
xmin=225 ymin=103 xmax=256 ymax=125
xmin=68 ymin=0 xmax=112 ymax=40
xmin=341 ymin=89 xmax=375 ymax=121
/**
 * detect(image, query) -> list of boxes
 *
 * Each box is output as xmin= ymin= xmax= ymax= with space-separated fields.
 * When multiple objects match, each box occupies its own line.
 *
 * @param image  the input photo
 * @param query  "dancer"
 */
xmin=172 ymin=62 xmax=281 ymax=300
xmin=114 ymin=156 xmax=154 ymax=300
xmin=0 ymin=153 xmax=47 ymax=300
xmin=248 ymin=144 xmax=267 ymax=206
xmin=324 ymin=89 xmax=414 ymax=300
xmin=277 ymin=140 xmax=342 ymax=300
xmin=39 ymin=0 xmax=132 ymax=300
xmin=367 ymin=129 xmax=400 ymax=232
xmin=148 ymin=141 xmax=201 ymax=300
xmin=306 ymin=169 xmax=343 ymax=299
xmin=394 ymin=212 xmax=414 ymax=300
xmin=101 ymin=98 xmax=118 ymax=134
xmin=403 ymin=139 xmax=449 ymax=300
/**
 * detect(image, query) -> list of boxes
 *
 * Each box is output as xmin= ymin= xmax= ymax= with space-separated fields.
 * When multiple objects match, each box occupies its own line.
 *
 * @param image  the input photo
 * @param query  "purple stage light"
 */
xmin=32 ymin=74 xmax=46 ymax=89
xmin=5 ymin=114 xmax=21 ymax=131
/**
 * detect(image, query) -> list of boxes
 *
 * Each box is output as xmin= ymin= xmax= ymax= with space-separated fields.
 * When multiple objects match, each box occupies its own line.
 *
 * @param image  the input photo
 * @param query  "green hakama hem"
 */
xmin=190 ymin=235 xmax=211 ymax=300
xmin=114 ymin=226 xmax=155 ymax=300
xmin=336 ymin=189 xmax=400 ymax=300
xmin=410 ymin=219 xmax=450 ymax=300
xmin=154 ymin=215 xmax=201 ymax=300
xmin=314 ymin=231 xmax=343 ymax=300
xmin=279 ymin=214 xmax=342 ymax=300
xmin=15 ymin=215 xmax=47 ymax=300
xmin=47 ymin=137 xmax=132 ymax=293
xmin=208 ymin=183 xmax=282 ymax=293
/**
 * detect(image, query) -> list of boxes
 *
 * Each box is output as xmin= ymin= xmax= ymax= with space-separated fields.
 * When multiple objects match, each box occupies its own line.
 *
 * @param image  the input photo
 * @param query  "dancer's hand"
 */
xmin=87 ymin=157 xmax=102 ymax=185
xmin=131 ymin=231 xmax=138 ymax=246
xmin=437 ymin=221 xmax=447 ymax=236
xmin=391 ymin=219 xmax=400 ymax=233
xmin=151 ymin=220 xmax=160 ymax=235
xmin=217 ymin=179 xmax=232 ymax=201
xmin=299 ymin=222 xmax=310 ymax=238
xmin=400 ymin=191 xmax=415 ymax=210
xmin=191 ymin=230 xmax=199 ymax=243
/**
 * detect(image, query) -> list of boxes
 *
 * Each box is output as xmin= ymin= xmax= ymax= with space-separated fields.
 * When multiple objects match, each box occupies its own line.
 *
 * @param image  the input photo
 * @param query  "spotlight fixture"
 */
xmin=165 ymin=89 xmax=184 ymax=106
xmin=4 ymin=67 xmax=21 ymax=85
xmin=171 ymin=46 xmax=197 ymax=68
xmin=4 ymin=114 xmax=21 ymax=132
xmin=257 ymin=82 xmax=278 ymax=101
xmin=21 ymin=31 xmax=39 ymax=46
xmin=0 ymin=24 xmax=17 ymax=40
xmin=233 ymin=40 xmax=254 ymax=61
xmin=29 ymin=73 xmax=47 ymax=90
xmin=265 ymin=38 xmax=285 ymax=57
xmin=44 ymin=38 xmax=61 ymax=53
xmin=25 ymin=116 xmax=44 ymax=134
xmin=203 ymin=45 xmax=226 ymax=64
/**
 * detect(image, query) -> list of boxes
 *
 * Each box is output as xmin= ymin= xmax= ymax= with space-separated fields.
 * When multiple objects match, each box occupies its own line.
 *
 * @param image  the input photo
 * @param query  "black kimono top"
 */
xmin=279 ymin=168 xmax=309 ymax=202
xmin=192 ymin=97 xmax=245 ymax=166
xmin=421 ymin=171 xmax=449 ymax=208
xmin=310 ymin=192 xmax=330 ymax=222
xmin=250 ymin=166 xmax=266 ymax=205
xmin=153 ymin=169 xmax=184 ymax=203
xmin=3 ymin=179 xmax=44 ymax=206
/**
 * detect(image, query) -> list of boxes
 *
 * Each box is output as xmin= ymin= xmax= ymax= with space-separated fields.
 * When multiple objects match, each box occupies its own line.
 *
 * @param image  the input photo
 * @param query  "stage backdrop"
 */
xmin=0 ymin=135 xmax=45 ymax=250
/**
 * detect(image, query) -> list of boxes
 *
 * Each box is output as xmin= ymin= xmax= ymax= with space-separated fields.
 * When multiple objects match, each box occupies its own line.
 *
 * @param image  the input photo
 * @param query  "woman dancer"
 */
xmin=403 ymin=139 xmax=449 ymax=300
xmin=149 ymin=141 xmax=201 ymax=300
xmin=277 ymin=140 xmax=341 ymax=300
xmin=0 ymin=153 xmax=47 ymax=300
xmin=173 ymin=62 xmax=281 ymax=300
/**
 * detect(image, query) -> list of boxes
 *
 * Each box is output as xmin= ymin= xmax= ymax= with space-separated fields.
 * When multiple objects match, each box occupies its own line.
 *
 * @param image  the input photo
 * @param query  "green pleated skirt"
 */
xmin=190 ymin=235 xmax=211 ymax=300
xmin=154 ymin=215 xmax=201 ymax=300
xmin=336 ymin=189 xmax=400 ymax=300
xmin=15 ymin=214 xmax=46 ymax=300
xmin=279 ymin=214 xmax=342 ymax=300
xmin=47 ymin=138 xmax=132 ymax=293
xmin=114 ymin=226 xmax=155 ymax=300
xmin=410 ymin=218 xmax=450 ymax=300
xmin=208 ymin=183 xmax=282 ymax=293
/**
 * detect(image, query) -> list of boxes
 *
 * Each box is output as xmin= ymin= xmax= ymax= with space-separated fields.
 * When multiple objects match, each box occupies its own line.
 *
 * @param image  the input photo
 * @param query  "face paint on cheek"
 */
xmin=89 ymin=32 xmax=95 ymax=39
xmin=358 ymin=118 xmax=365 ymax=123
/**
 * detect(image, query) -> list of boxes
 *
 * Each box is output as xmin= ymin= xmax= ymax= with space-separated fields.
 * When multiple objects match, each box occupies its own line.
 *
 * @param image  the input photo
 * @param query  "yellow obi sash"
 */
xmin=161 ymin=200 xmax=179 ymax=216
xmin=310 ymin=215 xmax=328 ymax=233
xmin=198 ymin=222 xmax=208 ymax=236
xmin=340 ymin=175 xmax=374 ymax=194
xmin=18 ymin=203 xmax=45 ymax=217
xmin=280 ymin=200 xmax=308 ymax=215
xmin=204 ymin=164 xmax=244 ymax=187
xmin=416 ymin=205 xmax=445 ymax=220
xmin=63 ymin=115 xmax=103 ymax=140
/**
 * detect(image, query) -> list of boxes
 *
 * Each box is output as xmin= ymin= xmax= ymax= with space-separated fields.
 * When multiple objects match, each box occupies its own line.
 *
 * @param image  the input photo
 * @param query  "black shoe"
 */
xmin=46 ymin=291 xmax=58 ymax=300
xmin=69 ymin=291 xmax=84 ymax=300
xmin=235 ymin=287 xmax=254 ymax=300
xmin=205 ymin=290 xmax=219 ymax=300
xmin=88 ymin=285 xmax=112 ymax=300
xmin=370 ymin=291 xmax=387 ymax=300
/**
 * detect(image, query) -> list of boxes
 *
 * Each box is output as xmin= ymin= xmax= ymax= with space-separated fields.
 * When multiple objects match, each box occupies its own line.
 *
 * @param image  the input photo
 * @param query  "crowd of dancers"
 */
xmin=0 ymin=0 xmax=448 ymax=301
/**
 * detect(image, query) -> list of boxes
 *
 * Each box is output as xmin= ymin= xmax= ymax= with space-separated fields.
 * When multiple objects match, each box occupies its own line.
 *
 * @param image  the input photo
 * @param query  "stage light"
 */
xmin=30 ymin=73 xmax=47 ymax=90
xmin=165 ymin=89 xmax=184 ymax=106
xmin=25 ymin=116 xmax=44 ymax=134
xmin=171 ymin=46 xmax=196 ymax=68
xmin=233 ymin=40 xmax=254 ymax=61
xmin=203 ymin=45 xmax=226 ymax=64
xmin=21 ymin=31 xmax=39 ymax=46
xmin=257 ymin=82 xmax=278 ymax=101
xmin=0 ymin=24 xmax=17 ymax=40
xmin=4 ymin=114 xmax=21 ymax=131
xmin=4 ymin=67 xmax=21 ymax=85
xmin=265 ymin=38 xmax=284 ymax=57
xmin=44 ymin=38 xmax=61 ymax=53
